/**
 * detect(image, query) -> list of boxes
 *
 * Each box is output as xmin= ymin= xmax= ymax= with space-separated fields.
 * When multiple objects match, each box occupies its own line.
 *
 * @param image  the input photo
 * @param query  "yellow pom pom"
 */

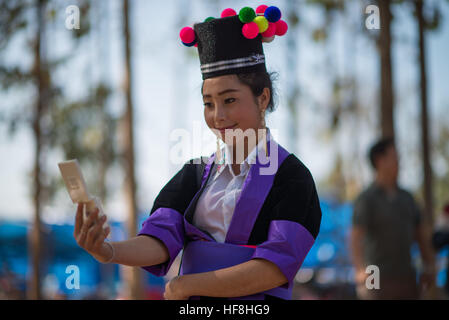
xmin=254 ymin=16 xmax=269 ymax=33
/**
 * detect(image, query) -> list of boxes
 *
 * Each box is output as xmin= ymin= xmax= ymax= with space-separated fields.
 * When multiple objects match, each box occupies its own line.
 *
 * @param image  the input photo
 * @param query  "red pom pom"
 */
xmin=179 ymin=27 xmax=195 ymax=44
xmin=221 ymin=8 xmax=237 ymax=18
xmin=242 ymin=22 xmax=259 ymax=39
xmin=256 ymin=5 xmax=268 ymax=15
xmin=194 ymin=43 xmax=198 ymax=47
xmin=261 ymin=22 xmax=276 ymax=38
xmin=275 ymin=20 xmax=288 ymax=36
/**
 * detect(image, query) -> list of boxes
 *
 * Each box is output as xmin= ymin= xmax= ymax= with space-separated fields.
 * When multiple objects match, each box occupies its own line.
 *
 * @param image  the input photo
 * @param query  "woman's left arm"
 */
xmin=164 ymin=258 xmax=287 ymax=299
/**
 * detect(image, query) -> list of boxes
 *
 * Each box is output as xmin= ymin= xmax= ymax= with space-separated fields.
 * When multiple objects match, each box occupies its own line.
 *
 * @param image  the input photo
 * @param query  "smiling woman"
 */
xmin=202 ymin=71 xmax=281 ymax=174
xmin=202 ymin=73 xmax=272 ymax=158
xmin=73 ymin=5 xmax=321 ymax=301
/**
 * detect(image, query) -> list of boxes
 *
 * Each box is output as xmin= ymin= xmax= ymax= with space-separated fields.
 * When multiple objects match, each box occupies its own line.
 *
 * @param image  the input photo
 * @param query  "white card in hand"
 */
xmin=58 ymin=159 xmax=109 ymax=231
xmin=58 ymin=159 xmax=92 ymax=203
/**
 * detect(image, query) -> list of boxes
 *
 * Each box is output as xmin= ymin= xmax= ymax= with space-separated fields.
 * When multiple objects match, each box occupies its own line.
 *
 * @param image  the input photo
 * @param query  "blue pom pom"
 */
xmin=182 ymin=39 xmax=197 ymax=47
xmin=264 ymin=6 xmax=281 ymax=23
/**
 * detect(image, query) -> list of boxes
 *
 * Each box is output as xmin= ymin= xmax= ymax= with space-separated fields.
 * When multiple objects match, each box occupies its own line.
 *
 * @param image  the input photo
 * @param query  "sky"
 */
xmin=1 ymin=0 xmax=448 ymax=224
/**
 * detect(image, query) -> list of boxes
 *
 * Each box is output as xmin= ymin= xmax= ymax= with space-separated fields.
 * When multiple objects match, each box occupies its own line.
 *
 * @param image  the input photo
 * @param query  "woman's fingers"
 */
xmin=103 ymin=225 xmax=110 ymax=237
xmin=85 ymin=214 xmax=107 ymax=251
xmin=74 ymin=203 xmax=84 ymax=237
xmin=84 ymin=207 xmax=99 ymax=230
xmin=77 ymin=208 xmax=99 ymax=248
xmin=93 ymin=225 xmax=110 ymax=250
xmin=75 ymin=204 xmax=89 ymax=246
xmin=72 ymin=201 xmax=114 ymax=263
xmin=76 ymin=225 xmax=88 ymax=248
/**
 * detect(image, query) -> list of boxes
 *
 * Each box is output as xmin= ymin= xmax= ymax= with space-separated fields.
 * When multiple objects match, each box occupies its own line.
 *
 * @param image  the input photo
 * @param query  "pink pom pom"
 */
xmin=242 ymin=22 xmax=259 ymax=39
xmin=256 ymin=5 xmax=268 ymax=15
xmin=194 ymin=43 xmax=198 ymax=47
xmin=261 ymin=22 xmax=276 ymax=38
xmin=179 ymin=27 xmax=195 ymax=44
xmin=275 ymin=20 xmax=288 ymax=36
xmin=221 ymin=8 xmax=237 ymax=18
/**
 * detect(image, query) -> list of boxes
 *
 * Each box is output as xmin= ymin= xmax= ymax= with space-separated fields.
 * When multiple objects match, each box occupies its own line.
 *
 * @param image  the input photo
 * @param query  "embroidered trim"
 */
xmin=201 ymin=54 xmax=265 ymax=74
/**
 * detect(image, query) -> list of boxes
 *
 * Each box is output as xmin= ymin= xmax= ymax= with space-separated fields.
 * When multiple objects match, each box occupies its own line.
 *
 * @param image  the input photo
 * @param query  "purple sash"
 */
xmin=179 ymin=240 xmax=292 ymax=300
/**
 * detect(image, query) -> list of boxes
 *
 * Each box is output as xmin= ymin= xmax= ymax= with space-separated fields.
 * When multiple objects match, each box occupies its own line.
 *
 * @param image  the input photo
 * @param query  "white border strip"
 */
xmin=202 ymin=59 xmax=265 ymax=73
xmin=201 ymin=54 xmax=265 ymax=74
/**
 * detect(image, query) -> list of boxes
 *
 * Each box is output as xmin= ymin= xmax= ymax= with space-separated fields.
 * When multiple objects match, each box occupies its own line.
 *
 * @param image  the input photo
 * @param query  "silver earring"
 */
xmin=261 ymin=112 xmax=268 ymax=157
xmin=216 ymin=137 xmax=223 ymax=164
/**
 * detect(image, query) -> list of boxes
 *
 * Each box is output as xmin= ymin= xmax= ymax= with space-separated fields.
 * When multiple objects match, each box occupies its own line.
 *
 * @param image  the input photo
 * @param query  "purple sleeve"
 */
xmin=250 ymin=220 xmax=315 ymax=285
xmin=137 ymin=207 xmax=185 ymax=277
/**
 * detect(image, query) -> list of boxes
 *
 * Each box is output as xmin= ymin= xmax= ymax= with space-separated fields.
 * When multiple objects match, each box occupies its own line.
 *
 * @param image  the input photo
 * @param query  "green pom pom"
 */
xmin=239 ymin=7 xmax=256 ymax=23
xmin=204 ymin=16 xmax=215 ymax=22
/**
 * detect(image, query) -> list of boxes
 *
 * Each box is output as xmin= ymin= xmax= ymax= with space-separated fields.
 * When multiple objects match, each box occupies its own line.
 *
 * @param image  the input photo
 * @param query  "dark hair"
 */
xmin=368 ymin=137 xmax=395 ymax=169
xmin=236 ymin=71 xmax=277 ymax=113
xmin=201 ymin=71 xmax=278 ymax=113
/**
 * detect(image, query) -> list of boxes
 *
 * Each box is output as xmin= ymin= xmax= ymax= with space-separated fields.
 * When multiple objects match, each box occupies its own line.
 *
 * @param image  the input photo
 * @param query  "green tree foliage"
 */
xmin=0 ymin=0 xmax=118 ymax=206
xmin=0 ymin=0 xmax=118 ymax=298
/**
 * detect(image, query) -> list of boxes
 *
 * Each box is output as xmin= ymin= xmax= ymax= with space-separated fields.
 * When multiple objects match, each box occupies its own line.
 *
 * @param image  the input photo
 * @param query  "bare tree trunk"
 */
xmin=96 ymin=0 xmax=108 ymax=203
xmin=416 ymin=0 xmax=434 ymax=225
xmin=121 ymin=0 xmax=144 ymax=300
xmin=378 ymin=0 xmax=395 ymax=139
xmin=28 ymin=0 xmax=45 ymax=300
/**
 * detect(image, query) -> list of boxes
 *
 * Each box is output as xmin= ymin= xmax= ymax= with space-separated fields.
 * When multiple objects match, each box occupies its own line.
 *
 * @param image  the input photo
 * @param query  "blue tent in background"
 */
xmin=1 ymin=199 xmax=447 ymax=298
xmin=0 ymin=214 xmax=165 ymax=299
xmin=302 ymin=201 xmax=353 ymax=269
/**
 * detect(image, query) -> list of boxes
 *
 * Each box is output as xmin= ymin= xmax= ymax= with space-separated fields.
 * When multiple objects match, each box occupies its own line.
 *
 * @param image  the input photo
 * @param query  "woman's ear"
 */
xmin=257 ymin=87 xmax=270 ymax=112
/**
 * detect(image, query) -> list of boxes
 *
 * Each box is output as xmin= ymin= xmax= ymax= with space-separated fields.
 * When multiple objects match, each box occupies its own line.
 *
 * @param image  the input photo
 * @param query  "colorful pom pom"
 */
xmin=179 ymin=27 xmax=195 ymax=44
xmin=261 ymin=22 xmax=276 ymax=38
xmin=242 ymin=22 xmax=259 ymax=39
xmin=264 ymin=6 xmax=281 ymax=23
xmin=254 ymin=16 xmax=269 ymax=33
xmin=256 ymin=5 xmax=268 ymax=15
xmin=221 ymin=8 xmax=237 ymax=18
xmin=204 ymin=16 xmax=215 ymax=22
xmin=275 ymin=20 xmax=288 ymax=36
xmin=239 ymin=7 xmax=256 ymax=23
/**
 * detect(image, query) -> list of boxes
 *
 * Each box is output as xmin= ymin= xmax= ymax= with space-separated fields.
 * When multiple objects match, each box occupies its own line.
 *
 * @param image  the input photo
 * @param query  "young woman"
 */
xmin=73 ymin=6 xmax=321 ymax=300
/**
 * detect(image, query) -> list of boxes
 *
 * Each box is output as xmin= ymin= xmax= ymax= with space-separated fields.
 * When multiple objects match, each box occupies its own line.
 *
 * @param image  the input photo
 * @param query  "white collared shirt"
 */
xmin=193 ymin=130 xmax=269 ymax=243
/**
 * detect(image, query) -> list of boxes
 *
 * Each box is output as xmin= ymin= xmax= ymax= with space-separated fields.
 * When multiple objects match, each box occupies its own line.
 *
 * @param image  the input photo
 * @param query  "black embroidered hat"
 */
xmin=194 ymin=16 xmax=266 ymax=80
xmin=179 ymin=5 xmax=288 ymax=80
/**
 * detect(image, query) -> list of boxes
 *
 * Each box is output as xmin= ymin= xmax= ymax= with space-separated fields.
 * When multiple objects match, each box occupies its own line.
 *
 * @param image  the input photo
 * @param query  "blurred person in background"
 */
xmin=432 ymin=203 xmax=449 ymax=298
xmin=350 ymin=137 xmax=436 ymax=299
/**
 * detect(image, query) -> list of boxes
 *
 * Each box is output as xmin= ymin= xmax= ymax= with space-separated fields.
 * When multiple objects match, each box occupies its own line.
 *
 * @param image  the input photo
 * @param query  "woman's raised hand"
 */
xmin=74 ymin=202 xmax=112 ymax=263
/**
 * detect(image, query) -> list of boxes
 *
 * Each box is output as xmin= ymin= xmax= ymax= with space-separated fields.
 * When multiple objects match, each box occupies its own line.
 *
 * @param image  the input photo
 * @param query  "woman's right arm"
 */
xmin=74 ymin=203 xmax=169 ymax=266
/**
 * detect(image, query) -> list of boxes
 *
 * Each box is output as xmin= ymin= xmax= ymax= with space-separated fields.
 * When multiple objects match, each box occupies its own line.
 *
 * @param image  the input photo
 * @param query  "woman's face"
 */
xmin=202 ymin=74 xmax=269 ymax=145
